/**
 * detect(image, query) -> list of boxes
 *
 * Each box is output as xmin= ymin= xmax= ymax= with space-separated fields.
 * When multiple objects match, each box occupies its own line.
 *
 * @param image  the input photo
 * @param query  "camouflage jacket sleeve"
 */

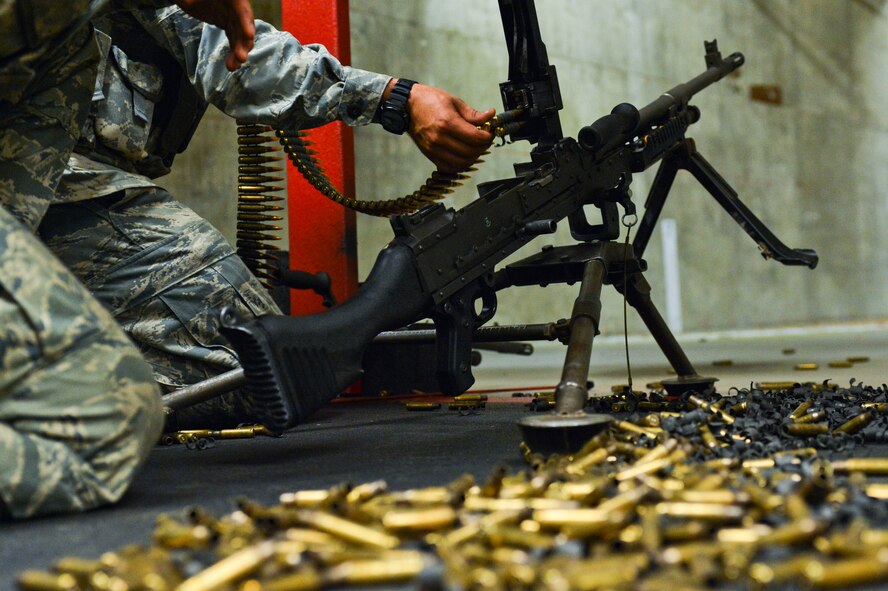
xmin=139 ymin=7 xmax=392 ymax=130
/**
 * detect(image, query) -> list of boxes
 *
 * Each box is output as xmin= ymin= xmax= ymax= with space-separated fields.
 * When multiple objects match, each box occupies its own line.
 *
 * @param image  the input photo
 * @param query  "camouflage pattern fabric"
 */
xmin=0 ymin=1 xmax=165 ymax=519
xmin=58 ymin=7 xmax=392 ymax=198
xmin=0 ymin=23 xmax=99 ymax=230
xmin=0 ymin=205 xmax=163 ymax=520
xmin=45 ymin=7 xmax=393 ymax=429
xmin=40 ymin=186 xmax=281 ymax=428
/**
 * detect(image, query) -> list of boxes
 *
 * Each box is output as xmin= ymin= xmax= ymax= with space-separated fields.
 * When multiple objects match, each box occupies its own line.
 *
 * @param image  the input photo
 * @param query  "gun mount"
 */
xmin=219 ymin=0 xmax=817 ymax=449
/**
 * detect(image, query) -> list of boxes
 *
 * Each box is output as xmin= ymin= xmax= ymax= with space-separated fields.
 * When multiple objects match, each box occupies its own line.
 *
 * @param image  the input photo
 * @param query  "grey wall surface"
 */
xmin=171 ymin=0 xmax=888 ymax=336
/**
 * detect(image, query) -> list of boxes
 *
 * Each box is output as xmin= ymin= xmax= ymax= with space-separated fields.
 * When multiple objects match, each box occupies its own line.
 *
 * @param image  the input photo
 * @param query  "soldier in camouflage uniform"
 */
xmin=40 ymin=7 xmax=495 ymax=428
xmin=0 ymin=0 xmax=255 ymax=519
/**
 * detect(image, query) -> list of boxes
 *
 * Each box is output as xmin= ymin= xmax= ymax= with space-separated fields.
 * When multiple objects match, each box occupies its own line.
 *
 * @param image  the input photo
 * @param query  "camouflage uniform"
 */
xmin=0 ymin=1 xmax=163 ymax=519
xmin=40 ymin=8 xmax=391 ymax=426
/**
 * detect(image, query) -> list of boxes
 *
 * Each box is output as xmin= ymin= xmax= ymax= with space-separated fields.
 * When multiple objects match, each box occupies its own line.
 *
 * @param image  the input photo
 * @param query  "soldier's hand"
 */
xmin=174 ymin=0 xmax=255 ymax=71
xmin=405 ymin=83 xmax=495 ymax=174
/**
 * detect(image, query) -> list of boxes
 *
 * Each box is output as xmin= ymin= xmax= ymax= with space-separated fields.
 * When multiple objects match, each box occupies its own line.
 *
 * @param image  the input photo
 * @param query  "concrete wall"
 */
xmin=170 ymin=0 xmax=888 ymax=336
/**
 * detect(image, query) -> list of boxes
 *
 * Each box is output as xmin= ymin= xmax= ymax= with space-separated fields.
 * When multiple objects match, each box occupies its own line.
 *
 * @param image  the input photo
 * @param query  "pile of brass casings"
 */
xmin=18 ymin=384 xmax=888 ymax=590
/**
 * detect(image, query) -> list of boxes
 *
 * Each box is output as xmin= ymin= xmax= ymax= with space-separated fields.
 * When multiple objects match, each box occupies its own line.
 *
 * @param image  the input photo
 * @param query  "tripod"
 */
xmin=515 ymin=137 xmax=817 ymax=452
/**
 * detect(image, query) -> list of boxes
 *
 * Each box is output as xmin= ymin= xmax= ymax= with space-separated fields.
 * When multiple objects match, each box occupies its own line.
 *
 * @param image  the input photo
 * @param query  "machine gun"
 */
xmin=220 ymin=0 xmax=817 ymax=433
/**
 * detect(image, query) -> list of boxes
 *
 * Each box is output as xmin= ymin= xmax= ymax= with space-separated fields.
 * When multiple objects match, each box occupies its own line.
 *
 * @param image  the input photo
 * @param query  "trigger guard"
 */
xmin=473 ymin=286 xmax=498 ymax=325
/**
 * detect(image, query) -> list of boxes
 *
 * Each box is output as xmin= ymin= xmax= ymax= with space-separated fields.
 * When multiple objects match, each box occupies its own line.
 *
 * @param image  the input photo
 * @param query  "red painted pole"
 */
xmin=282 ymin=0 xmax=358 ymax=315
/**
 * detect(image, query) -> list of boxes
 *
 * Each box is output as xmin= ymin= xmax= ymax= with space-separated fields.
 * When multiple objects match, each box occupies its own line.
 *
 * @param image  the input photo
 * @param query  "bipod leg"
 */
xmin=683 ymin=140 xmax=817 ymax=268
xmin=518 ymin=258 xmax=613 ymax=454
xmin=613 ymin=253 xmax=716 ymax=397
xmin=632 ymin=148 xmax=682 ymax=259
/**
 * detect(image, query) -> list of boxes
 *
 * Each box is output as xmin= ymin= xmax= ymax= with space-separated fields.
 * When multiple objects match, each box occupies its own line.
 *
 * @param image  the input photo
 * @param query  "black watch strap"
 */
xmin=379 ymin=78 xmax=417 ymax=135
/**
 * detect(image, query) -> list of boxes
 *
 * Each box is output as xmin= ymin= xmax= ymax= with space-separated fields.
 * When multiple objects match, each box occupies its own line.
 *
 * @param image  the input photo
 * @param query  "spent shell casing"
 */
xmin=380 ymin=506 xmax=456 ymax=532
xmin=803 ymin=550 xmax=888 ymax=590
xmin=758 ymin=381 xmax=798 ymax=390
xmin=404 ymin=402 xmax=441 ymax=411
xmin=325 ymin=554 xmax=425 ymax=586
xmin=16 ymin=572 xmax=78 ymax=591
xmin=794 ymin=363 xmax=819 ymax=370
xmin=847 ymin=356 xmax=871 ymax=363
xmin=749 ymin=554 xmax=819 ymax=586
xmin=177 ymin=540 xmax=275 ymax=591
xmin=794 ymin=410 xmax=828 ymax=424
xmin=654 ymin=502 xmax=744 ymax=521
xmin=784 ymin=423 xmax=829 ymax=437
xmin=294 ymin=510 xmax=400 ymax=550
xmin=865 ymin=484 xmax=888 ymax=500
xmin=832 ymin=458 xmax=888 ymax=475
xmin=760 ymin=518 xmax=824 ymax=545
xmin=790 ymin=400 xmax=813 ymax=419
xmin=828 ymin=361 xmax=853 ymax=368
xmin=833 ymin=411 xmax=875 ymax=435
xmin=453 ymin=394 xmax=488 ymax=402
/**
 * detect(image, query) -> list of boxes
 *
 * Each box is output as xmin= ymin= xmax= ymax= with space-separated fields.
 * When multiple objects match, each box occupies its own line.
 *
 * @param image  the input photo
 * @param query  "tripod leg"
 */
xmin=616 ymin=270 xmax=698 ymax=378
xmin=554 ymin=259 xmax=605 ymax=414
xmin=632 ymin=153 xmax=681 ymax=259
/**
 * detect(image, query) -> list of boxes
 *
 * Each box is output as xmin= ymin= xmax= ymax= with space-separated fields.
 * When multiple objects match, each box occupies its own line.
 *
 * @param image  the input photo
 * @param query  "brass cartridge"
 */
xmin=790 ymin=399 xmax=813 ymax=419
xmin=325 ymin=553 xmax=425 ymax=586
xmin=749 ymin=554 xmax=819 ymax=587
xmin=177 ymin=540 xmax=275 ymax=591
xmin=654 ymin=502 xmax=744 ymax=521
xmin=241 ymin=569 xmax=323 ymax=591
xmin=794 ymin=363 xmax=819 ymax=371
xmin=832 ymin=411 xmax=875 ymax=435
xmin=803 ymin=551 xmax=888 ymax=589
xmin=687 ymin=395 xmax=735 ymax=424
xmin=794 ymin=410 xmax=827 ymax=424
xmin=294 ymin=511 xmax=400 ymax=550
xmin=862 ymin=402 xmax=888 ymax=413
xmin=757 ymin=381 xmax=797 ymax=390
xmin=832 ymin=458 xmax=888 ymax=475
xmin=453 ymin=394 xmax=488 ymax=402
xmin=760 ymin=518 xmax=824 ymax=546
xmin=380 ymin=506 xmax=456 ymax=532
xmin=16 ymin=572 xmax=78 ymax=591
xmin=785 ymin=423 xmax=829 ymax=436
xmin=865 ymin=484 xmax=888 ymax=500
xmin=616 ymin=458 xmax=671 ymax=482
xmin=699 ymin=424 xmax=719 ymax=449
xmin=404 ymin=402 xmax=441 ymax=411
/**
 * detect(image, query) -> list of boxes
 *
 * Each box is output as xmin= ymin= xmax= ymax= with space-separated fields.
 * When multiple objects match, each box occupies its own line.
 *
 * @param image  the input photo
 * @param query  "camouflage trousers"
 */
xmin=40 ymin=186 xmax=282 ymax=428
xmin=0 ymin=206 xmax=163 ymax=520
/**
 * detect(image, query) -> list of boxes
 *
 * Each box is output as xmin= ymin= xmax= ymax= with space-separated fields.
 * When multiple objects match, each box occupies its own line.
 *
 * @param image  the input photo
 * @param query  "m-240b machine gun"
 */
xmin=220 ymin=0 xmax=817 ymax=433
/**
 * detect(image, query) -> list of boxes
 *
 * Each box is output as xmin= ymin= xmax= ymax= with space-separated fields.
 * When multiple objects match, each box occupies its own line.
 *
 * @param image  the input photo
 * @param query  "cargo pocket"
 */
xmin=92 ymin=46 xmax=162 ymax=161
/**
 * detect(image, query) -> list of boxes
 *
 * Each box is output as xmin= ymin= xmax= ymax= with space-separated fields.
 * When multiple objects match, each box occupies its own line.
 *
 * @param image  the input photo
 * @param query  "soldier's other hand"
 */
xmin=174 ymin=0 xmax=255 ymax=71
xmin=406 ymin=84 xmax=495 ymax=174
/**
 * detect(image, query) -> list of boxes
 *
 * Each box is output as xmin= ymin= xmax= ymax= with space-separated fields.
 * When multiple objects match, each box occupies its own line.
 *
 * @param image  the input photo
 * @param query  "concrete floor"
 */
xmin=471 ymin=322 xmax=888 ymax=395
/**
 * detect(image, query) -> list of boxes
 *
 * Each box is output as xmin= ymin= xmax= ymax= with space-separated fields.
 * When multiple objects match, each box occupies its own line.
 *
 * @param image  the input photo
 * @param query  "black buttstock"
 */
xmin=220 ymin=245 xmax=429 ymax=431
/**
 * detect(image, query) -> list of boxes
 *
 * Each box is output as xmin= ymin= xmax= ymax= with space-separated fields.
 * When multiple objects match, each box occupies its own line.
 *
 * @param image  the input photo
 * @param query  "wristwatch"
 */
xmin=378 ymin=78 xmax=417 ymax=135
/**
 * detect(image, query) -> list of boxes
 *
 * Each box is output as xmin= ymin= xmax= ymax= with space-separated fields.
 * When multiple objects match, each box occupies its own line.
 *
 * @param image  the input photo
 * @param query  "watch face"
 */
xmin=381 ymin=108 xmax=407 ymax=134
